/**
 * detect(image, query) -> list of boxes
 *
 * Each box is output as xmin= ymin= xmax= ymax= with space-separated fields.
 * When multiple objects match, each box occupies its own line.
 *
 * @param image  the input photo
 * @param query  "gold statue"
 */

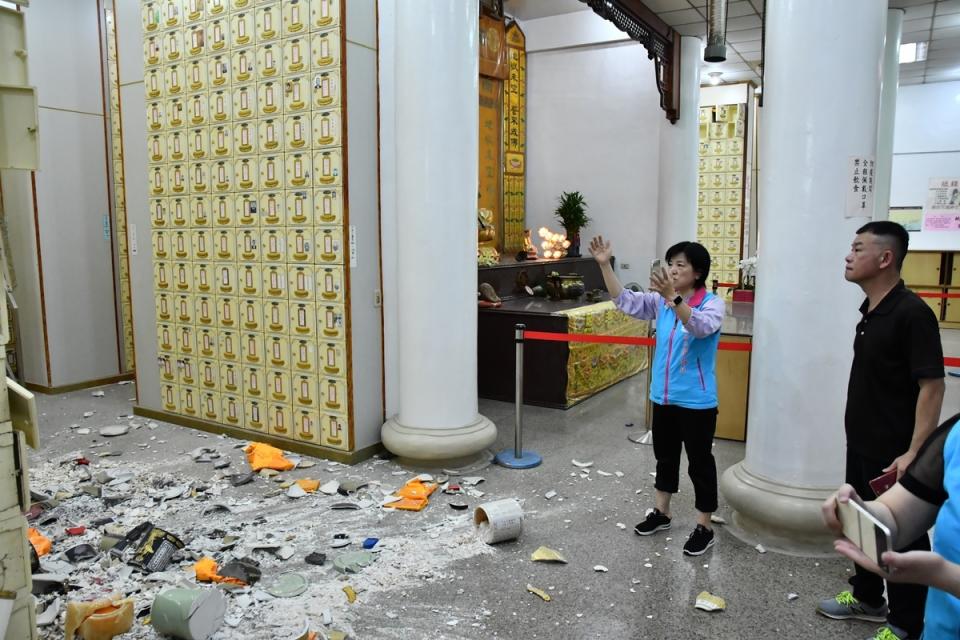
xmin=478 ymin=208 xmax=500 ymax=266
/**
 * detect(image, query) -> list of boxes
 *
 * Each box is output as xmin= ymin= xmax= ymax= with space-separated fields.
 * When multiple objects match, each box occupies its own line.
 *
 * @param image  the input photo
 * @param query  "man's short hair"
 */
xmin=856 ymin=221 xmax=909 ymax=271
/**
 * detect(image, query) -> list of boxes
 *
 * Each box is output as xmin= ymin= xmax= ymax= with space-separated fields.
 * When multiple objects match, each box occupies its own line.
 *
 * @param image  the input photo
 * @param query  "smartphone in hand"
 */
xmin=650 ymin=259 xmax=663 ymax=280
xmin=837 ymin=498 xmax=892 ymax=571
xmin=869 ymin=469 xmax=898 ymax=497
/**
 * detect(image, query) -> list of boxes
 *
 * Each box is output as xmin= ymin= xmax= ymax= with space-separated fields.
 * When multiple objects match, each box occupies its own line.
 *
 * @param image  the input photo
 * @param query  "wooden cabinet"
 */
xmin=902 ymin=252 xmax=942 ymax=287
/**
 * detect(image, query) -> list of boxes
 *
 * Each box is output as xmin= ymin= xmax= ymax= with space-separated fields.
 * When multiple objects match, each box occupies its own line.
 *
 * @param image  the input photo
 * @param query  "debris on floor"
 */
xmin=526 ymin=584 xmax=552 ymax=602
xmin=150 ymin=588 xmax=226 ymax=640
xmin=694 ymin=591 xmax=726 ymax=612
xmin=474 ymin=499 xmax=523 ymax=544
xmin=531 ymin=546 xmax=567 ymax=563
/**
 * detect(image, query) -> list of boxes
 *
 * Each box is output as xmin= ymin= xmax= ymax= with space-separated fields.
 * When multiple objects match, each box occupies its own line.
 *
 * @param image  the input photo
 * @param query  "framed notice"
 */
xmin=845 ymin=156 xmax=875 ymax=218
xmin=889 ymin=207 xmax=923 ymax=232
xmin=923 ymin=177 xmax=960 ymax=231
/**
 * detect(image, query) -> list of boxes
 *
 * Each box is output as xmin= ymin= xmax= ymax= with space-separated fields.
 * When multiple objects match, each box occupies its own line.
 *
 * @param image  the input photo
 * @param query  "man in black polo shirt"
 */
xmin=817 ymin=221 xmax=945 ymax=640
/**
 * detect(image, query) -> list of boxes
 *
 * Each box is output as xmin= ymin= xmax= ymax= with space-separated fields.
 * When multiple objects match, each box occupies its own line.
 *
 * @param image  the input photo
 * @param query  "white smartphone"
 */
xmin=837 ymin=498 xmax=892 ymax=571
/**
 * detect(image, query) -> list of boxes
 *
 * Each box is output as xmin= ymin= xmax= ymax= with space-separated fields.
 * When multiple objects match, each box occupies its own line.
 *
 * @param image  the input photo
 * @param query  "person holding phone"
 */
xmin=817 ymin=221 xmax=945 ymax=640
xmin=823 ymin=412 xmax=960 ymax=639
xmin=589 ymin=236 xmax=724 ymax=556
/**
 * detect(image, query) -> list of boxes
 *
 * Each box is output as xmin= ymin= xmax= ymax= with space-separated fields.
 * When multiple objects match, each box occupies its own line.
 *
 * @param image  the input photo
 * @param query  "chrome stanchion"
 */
xmin=495 ymin=323 xmax=542 ymax=469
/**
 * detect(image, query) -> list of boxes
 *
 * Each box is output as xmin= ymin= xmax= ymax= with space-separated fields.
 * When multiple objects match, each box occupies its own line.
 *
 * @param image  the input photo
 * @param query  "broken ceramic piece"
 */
xmin=91 ymin=391 xmax=105 ymax=398
xmin=329 ymin=501 xmax=361 ymax=510
xmin=449 ymin=501 xmax=468 ymax=510
xmin=35 ymin=597 xmax=61 ymax=626
xmin=544 ymin=490 xmax=557 ymax=500
xmin=333 ymin=551 xmax=377 ymax=574
xmin=305 ymin=552 xmax=327 ymax=566
xmin=342 ymin=585 xmax=357 ymax=604
xmin=319 ymin=480 xmax=340 ymax=495
xmin=286 ymin=484 xmax=307 ymax=499
xmin=229 ymin=473 xmax=255 ymax=487
xmin=531 ymin=546 xmax=567 ymax=564
xmin=264 ymin=573 xmax=308 ymax=598
xmin=99 ymin=425 xmax=130 ymax=438
xmin=460 ymin=476 xmax=484 ymax=486
xmin=338 ymin=479 xmax=368 ymax=495
xmin=694 ymin=591 xmax=726 ymax=612
xmin=526 ymin=584 xmax=551 ymax=602
xmin=571 ymin=459 xmax=594 ymax=468
xmin=593 ymin=565 xmax=608 ymax=572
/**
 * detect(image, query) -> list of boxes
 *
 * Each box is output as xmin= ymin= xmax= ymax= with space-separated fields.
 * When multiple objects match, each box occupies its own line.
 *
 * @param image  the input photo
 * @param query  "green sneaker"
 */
xmin=816 ymin=590 xmax=888 ymax=623
xmin=867 ymin=624 xmax=911 ymax=640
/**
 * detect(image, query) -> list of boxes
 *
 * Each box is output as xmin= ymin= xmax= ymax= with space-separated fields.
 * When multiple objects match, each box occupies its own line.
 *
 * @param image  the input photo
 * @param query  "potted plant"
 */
xmin=554 ymin=191 xmax=591 ymax=258
xmin=734 ymin=255 xmax=757 ymax=303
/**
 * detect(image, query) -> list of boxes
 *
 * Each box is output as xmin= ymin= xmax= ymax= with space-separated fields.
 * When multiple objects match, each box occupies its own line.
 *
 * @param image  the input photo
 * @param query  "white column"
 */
xmin=720 ymin=0 xmax=887 ymax=551
xmin=656 ymin=36 xmax=702 ymax=256
xmin=874 ymin=9 xmax=904 ymax=220
xmin=381 ymin=0 xmax=497 ymax=460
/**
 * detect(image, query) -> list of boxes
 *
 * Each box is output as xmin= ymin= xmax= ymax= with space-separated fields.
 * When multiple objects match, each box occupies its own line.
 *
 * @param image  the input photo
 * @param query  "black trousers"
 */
xmin=651 ymin=402 xmax=718 ymax=513
xmin=846 ymin=448 xmax=929 ymax=638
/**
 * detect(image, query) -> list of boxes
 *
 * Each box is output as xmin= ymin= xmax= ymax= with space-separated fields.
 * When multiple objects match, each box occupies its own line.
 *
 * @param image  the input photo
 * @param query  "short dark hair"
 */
xmin=856 ymin=221 xmax=909 ymax=270
xmin=665 ymin=241 xmax=711 ymax=289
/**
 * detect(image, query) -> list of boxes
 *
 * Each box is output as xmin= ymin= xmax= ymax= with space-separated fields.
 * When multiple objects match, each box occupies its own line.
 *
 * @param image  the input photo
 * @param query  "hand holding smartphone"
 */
xmin=836 ymin=497 xmax=892 ymax=571
xmin=869 ymin=469 xmax=898 ymax=497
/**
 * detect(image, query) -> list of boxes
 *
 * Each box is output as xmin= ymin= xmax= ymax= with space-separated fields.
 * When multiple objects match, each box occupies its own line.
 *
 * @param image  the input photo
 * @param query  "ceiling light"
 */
xmin=708 ymin=71 xmax=723 ymax=86
xmin=899 ymin=41 xmax=928 ymax=64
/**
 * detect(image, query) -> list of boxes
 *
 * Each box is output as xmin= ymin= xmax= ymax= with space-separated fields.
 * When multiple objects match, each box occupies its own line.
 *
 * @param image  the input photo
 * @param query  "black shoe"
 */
xmin=634 ymin=509 xmax=671 ymax=536
xmin=682 ymin=525 xmax=715 ymax=556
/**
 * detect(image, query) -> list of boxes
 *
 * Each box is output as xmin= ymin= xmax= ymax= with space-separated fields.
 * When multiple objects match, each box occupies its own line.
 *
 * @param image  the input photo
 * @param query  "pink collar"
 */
xmin=687 ymin=288 xmax=707 ymax=307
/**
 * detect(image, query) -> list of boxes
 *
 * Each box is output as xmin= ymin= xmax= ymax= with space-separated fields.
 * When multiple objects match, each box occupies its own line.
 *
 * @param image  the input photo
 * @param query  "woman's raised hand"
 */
xmin=589 ymin=236 xmax=613 ymax=265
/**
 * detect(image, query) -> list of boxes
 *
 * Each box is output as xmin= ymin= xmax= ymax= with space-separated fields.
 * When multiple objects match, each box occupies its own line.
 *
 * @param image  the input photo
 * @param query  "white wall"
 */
xmin=525 ymin=36 xmax=663 ymax=280
xmin=890 ymin=81 xmax=960 ymax=250
xmin=3 ymin=0 xmax=122 ymax=387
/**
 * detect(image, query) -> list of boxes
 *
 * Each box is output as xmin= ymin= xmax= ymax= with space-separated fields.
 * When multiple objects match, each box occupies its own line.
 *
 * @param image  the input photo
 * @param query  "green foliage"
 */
xmin=554 ymin=191 xmax=591 ymax=234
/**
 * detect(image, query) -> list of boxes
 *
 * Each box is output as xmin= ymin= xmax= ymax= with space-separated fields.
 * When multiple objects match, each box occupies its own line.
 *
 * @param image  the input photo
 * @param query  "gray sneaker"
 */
xmin=816 ymin=590 xmax=888 ymax=623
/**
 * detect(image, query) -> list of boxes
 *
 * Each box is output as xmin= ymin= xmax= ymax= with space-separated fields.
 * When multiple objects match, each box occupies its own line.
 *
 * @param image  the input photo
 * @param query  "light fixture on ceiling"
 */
xmin=899 ymin=42 xmax=928 ymax=64
xmin=708 ymin=71 xmax=723 ymax=86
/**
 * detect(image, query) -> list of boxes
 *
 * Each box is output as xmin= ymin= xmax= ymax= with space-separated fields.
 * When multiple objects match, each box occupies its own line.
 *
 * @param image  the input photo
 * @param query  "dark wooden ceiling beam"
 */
xmin=579 ymin=0 xmax=682 ymax=123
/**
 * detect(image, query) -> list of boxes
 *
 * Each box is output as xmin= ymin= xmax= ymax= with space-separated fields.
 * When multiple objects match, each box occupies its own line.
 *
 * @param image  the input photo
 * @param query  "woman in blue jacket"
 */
xmin=590 ymin=236 xmax=725 ymax=556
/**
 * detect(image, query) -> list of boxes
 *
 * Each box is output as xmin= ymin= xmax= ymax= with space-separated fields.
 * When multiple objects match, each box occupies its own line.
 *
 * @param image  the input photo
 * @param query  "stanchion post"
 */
xmin=514 ymin=323 xmax=524 ymax=459
xmin=494 ymin=323 xmax=542 ymax=469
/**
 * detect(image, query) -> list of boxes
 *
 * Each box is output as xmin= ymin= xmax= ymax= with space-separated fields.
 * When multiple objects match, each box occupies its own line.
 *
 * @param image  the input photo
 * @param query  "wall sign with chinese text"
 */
xmin=845 ymin=156 xmax=875 ymax=218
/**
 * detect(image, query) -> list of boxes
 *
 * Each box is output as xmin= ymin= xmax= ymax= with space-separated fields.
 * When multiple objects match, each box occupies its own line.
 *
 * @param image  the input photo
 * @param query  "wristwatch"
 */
xmin=673 ymin=295 xmax=684 ymax=307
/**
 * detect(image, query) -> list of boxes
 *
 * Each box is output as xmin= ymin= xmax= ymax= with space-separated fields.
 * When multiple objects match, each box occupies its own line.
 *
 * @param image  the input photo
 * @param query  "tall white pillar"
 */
xmin=656 ymin=36 xmax=702 ymax=256
xmin=720 ymin=0 xmax=887 ymax=551
xmin=874 ymin=9 xmax=904 ymax=220
xmin=381 ymin=0 xmax=497 ymax=460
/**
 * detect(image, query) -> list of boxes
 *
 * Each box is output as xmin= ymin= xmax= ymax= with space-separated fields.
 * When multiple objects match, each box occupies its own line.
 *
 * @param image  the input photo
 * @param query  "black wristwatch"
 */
xmin=673 ymin=295 xmax=684 ymax=307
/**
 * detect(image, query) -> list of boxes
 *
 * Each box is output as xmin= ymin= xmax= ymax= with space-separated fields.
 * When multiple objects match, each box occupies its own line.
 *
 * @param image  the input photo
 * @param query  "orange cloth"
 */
xmin=243 ymin=442 xmax=295 ymax=471
xmin=296 ymin=479 xmax=320 ymax=493
xmin=384 ymin=479 xmax=439 ymax=512
xmin=193 ymin=557 xmax=245 ymax=586
xmin=27 ymin=527 xmax=51 ymax=556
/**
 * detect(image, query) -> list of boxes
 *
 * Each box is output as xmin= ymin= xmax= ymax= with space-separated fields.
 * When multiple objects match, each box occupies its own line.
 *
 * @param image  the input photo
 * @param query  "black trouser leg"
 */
xmin=681 ymin=407 xmax=719 ymax=514
xmin=845 ymin=448 xmax=928 ymax=637
xmin=651 ymin=403 xmax=682 ymax=495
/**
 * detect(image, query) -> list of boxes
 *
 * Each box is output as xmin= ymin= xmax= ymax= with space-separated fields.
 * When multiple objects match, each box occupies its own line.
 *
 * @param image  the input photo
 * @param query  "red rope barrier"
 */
xmin=522 ymin=330 xmax=960 ymax=364
xmin=916 ymin=292 xmax=960 ymax=299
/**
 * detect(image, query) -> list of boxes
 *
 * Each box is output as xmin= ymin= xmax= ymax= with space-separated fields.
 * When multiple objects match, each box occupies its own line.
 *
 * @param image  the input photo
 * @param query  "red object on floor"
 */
xmin=66 ymin=526 xmax=86 ymax=536
xmin=76 ymin=457 xmax=90 ymax=466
